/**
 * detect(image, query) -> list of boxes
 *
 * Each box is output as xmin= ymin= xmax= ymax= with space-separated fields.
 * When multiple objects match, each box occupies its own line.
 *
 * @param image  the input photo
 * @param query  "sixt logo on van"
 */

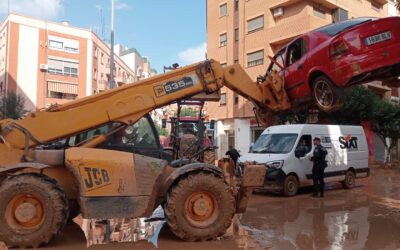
xmin=339 ymin=135 xmax=358 ymax=150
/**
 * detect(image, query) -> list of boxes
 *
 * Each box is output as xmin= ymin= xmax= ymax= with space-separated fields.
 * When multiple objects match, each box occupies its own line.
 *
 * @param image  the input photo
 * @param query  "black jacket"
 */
xmin=311 ymin=144 xmax=328 ymax=168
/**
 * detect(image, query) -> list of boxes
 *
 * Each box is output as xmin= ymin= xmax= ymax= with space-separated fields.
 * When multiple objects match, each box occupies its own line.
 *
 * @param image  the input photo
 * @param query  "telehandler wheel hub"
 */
xmin=185 ymin=191 xmax=218 ymax=226
xmin=7 ymin=194 xmax=44 ymax=229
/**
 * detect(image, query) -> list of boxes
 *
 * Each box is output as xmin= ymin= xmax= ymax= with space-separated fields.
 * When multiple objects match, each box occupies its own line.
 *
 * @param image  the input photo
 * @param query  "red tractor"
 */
xmin=162 ymin=100 xmax=216 ymax=164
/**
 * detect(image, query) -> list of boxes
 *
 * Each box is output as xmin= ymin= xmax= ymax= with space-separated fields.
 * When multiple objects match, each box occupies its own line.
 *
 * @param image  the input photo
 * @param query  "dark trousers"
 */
xmin=312 ymin=166 xmax=325 ymax=196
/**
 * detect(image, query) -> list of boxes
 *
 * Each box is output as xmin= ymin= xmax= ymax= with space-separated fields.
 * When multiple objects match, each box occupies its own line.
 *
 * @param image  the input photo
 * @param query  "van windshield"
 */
xmin=252 ymin=133 xmax=298 ymax=154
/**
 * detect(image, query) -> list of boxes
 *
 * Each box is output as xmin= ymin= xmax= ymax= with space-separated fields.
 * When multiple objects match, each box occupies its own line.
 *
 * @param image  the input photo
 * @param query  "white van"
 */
xmin=238 ymin=124 xmax=369 ymax=196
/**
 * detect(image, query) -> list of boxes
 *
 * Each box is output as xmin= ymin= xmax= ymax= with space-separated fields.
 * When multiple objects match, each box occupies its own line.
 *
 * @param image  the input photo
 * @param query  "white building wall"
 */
xmin=216 ymin=120 xmax=228 ymax=159
xmin=234 ymin=118 xmax=251 ymax=155
xmin=120 ymin=53 xmax=136 ymax=75
xmin=17 ymin=25 xmax=39 ymax=111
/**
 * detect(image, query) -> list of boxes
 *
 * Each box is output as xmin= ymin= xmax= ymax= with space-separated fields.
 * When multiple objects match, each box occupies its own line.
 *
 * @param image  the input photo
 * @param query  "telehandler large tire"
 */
xmin=203 ymin=150 xmax=216 ymax=164
xmin=165 ymin=172 xmax=235 ymax=241
xmin=0 ymin=173 xmax=69 ymax=248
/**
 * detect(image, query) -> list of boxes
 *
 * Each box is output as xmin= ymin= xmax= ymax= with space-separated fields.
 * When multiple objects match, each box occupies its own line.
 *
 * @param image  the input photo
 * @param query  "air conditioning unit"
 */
xmin=273 ymin=7 xmax=284 ymax=17
xmin=39 ymin=64 xmax=48 ymax=71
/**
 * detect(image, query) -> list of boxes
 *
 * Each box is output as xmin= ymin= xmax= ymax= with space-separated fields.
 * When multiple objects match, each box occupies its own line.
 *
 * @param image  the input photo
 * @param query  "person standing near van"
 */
xmin=310 ymin=137 xmax=328 ymax=197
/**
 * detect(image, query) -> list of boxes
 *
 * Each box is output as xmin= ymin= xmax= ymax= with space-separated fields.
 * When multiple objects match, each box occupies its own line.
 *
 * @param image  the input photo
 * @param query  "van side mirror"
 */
xmin=209 ymin=120 xmax=215 ymax=130
xmin=162 ymin=119 xmax=167 ymax=129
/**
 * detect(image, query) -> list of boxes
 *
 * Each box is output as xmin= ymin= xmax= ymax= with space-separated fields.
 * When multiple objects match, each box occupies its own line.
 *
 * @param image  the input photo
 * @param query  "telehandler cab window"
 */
xmin=105 ymin=117 xmax=158 ymax=149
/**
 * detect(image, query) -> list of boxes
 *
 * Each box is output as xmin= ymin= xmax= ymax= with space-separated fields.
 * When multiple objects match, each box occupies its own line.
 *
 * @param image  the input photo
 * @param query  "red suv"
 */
xmin=268 ymin=17 xmax=400 ymax=112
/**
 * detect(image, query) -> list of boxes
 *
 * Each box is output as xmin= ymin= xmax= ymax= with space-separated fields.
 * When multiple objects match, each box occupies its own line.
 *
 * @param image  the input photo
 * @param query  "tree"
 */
xmin=319 ymin=86 xmax=378 ymax=124
xmin=155 ymin=123 xmax=169 ymax=136
xmin=0 ymin=91 xmax=27 ymax=119
xmin=370 ymin=99 xmax=400 ymax=163
xmin=179 ymin=107 xmax=198 ymax=117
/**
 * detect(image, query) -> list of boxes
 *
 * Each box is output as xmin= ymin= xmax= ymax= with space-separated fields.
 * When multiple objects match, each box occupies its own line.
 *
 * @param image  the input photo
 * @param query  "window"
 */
xmin=234 ymin=93 xmax=239 ymax=104
xmin=286 ymin=38 xmax=307 ymax=66
xmin=315 ymin=17 xmax=376 ymax=36
xmin=47 ymin=81 xmax=78 ymax=100
xmin=332 ymin=8 xmax=348 ymax=23
xmin=313 ymin=6 xmax=326 ymax=19
xmin=251 ymin=133 xmax=298 ymax=154
xmin=220 ymin=33 xmax=227 ymax=47
xmin=234 ymin=0 xmax=239 ymax=11
xmin=220 ymin=3 xmax=227 ymax=17
xmin=48 ymin=57 xmax=79 ymax=77
xmin=234 ymin=59 xmax=239 ymax=64
xmin=48 ymin=35 xmax=79 ymax=54
xmin=267 ymin=49 xmax=285 ymax=73
xmin=247 ymin=15 xmax=264 ymax=33
xmin=100 ymin=117 xmax=158 ymax=149
xmin=234 ymin=28 xmax=239 ymax=42
xmin=48 ymin=40 xmax=63 ymax=49
xmin=294 ymin=135 xmax=312 ymax=158
xmin=101 ymin=53 xmax=104 ymax=65
xmin=247 ymin=50 xmax=264 ymax=67
xmin=371 ymin=1 xmax=381 ymax=11
xmin=220 ymin=93 xmax=227 ymax=105
xmin=221 ymin=63 xmax=227 ymax=67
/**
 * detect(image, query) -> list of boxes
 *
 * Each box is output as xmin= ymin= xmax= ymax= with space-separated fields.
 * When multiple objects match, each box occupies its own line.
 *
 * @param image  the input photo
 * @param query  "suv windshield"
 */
xmin=252 ymin=133 xmax=298 ymax=154
xmin=315 ymin=17 xmax=376 ymax=36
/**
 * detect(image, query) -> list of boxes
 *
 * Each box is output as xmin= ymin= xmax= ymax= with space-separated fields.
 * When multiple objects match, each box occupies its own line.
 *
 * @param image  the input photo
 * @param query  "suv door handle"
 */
xmin=297 ymin=64 xmax=303 ymax=70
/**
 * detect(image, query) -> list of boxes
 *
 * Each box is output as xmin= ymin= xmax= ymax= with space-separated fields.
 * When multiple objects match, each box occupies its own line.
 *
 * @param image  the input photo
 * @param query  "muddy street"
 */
xmin=2 ymin=167 xmax=400 ymax=250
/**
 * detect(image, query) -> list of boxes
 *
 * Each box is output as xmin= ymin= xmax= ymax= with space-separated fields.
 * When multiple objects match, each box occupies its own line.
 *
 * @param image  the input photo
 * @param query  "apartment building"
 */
xmin=206 ymin=0 xmax=393 ymax=158
xmin=0 ymin=13 xmax=136 ymax=111
xmin=114 ymin=44 xmax=157 ymax=80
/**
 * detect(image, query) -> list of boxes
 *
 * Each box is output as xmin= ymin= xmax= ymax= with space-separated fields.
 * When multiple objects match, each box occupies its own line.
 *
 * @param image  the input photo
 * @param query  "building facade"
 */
xmin=0 ymin=14 xmax=136 ymax=111
xmin=114 ymin=44 xmax=157 ymax=80
xmin=206 ymin=0 xmax=398 ymax=159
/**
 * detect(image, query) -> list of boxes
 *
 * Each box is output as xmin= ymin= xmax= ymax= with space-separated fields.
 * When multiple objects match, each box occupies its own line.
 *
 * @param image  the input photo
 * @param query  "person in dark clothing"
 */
xmin=310 ymin=137 xmax=328 ymax=197
xmin=225 ymin=146 xmax=240 ymax=166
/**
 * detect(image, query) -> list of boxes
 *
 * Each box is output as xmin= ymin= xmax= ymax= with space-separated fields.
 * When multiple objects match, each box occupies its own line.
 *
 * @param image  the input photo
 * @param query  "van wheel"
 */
xmin=283 ymin=175 xmax=299 ymax=197
xmin=342 ymin=171 xmax=355 ymax=189
xmin=312 ymin=75 xmax=344 ymax=112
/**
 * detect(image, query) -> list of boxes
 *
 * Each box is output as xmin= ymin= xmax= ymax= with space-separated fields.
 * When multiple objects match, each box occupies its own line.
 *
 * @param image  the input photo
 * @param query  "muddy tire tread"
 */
xmin=165 ymin=172 xmax=235 ymax=241
xmin=0 ymin=173 xmax=69 ymax=248
xmin=203 ymin=150 xmax=216 ymax=164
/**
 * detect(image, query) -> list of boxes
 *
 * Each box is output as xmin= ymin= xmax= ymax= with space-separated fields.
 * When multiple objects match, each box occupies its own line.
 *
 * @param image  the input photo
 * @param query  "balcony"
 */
xmin=268 ymin=15 xmax=330 ymax=47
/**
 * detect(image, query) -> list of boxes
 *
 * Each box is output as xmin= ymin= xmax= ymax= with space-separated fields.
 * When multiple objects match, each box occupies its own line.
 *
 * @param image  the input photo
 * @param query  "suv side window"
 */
xmin=286 ymin=38 xmax=307 ymax=66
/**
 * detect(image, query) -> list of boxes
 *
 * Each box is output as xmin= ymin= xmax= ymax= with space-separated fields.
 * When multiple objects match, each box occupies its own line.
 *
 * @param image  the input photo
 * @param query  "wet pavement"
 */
xmin=2 ymin=167 xmax=400 ymax=250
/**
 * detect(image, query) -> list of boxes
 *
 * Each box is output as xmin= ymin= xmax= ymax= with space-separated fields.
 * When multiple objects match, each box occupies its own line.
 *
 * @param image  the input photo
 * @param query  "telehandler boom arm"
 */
xmin=0 ymin=60 xmax=290 ymax=150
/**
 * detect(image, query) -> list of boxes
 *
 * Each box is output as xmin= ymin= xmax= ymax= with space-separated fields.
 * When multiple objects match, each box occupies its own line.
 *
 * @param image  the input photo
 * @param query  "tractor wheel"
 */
xmin=312 ymin=75 xmax=344 ymax=112
xmin=203 ymin=150 xmax=216 ymax=164
xmin=165 ymin=172 xmax=235 ymax=241
xmin=0 ymin=173 xmax=69 ymax=248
